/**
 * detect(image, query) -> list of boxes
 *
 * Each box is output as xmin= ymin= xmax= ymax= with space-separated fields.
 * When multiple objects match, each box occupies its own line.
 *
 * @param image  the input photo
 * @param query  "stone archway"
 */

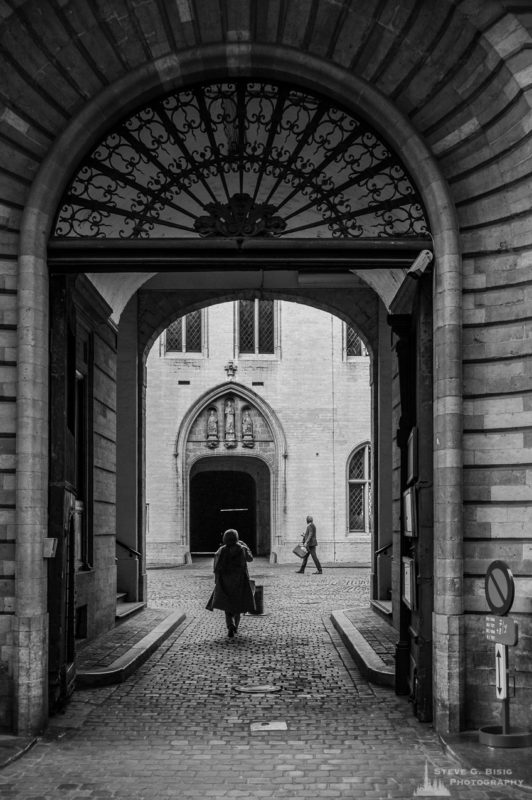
xmin=17 ymin=46 xmax=460 ymax=736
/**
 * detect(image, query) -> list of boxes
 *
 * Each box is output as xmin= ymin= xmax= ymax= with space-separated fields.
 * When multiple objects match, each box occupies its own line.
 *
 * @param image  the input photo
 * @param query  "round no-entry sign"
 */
xmin=485 ymin=560 xmax=514 ymax=616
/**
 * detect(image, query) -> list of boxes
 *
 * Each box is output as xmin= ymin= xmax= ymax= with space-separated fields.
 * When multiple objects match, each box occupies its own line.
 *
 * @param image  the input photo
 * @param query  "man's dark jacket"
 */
xmin=303 ymin=523 xmax=317 ymax=548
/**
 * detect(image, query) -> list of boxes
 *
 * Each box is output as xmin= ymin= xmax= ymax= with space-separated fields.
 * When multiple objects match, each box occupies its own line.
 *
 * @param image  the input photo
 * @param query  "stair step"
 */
xmin=115 ymin=601 xmax=145 ymax=620
xmin=116 ymin=592 xmax=127 ymax=602
xmin=370 ymin=599 xmax=393 ymax=618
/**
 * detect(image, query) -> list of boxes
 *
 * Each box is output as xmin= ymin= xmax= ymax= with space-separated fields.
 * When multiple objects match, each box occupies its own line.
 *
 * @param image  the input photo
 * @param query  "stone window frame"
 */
xmin=347 ymin=442 xmax=372 ymax=535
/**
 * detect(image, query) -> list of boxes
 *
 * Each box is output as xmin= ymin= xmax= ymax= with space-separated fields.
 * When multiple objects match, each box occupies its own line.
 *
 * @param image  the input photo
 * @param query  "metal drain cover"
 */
xmin=234 ymin=684 xmax=281 ymax=694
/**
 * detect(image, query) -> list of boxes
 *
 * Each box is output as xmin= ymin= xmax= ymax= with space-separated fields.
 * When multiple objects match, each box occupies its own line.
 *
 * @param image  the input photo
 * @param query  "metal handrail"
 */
xmin=116 ymin=539 xmax=141 ymax=558
xmin=375 ymin=542 xmax=392 ymax=555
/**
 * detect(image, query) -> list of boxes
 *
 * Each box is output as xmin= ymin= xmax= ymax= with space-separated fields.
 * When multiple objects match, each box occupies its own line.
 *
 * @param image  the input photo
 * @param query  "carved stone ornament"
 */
xmin=241 ymin=407 xmax=255 ymax=448
xmin=194 ymin=193 xmax=287 ymax=239
xmin=224 ymin=397 xmax=237 ymax=448
xmin=206 ymin=407 xmax=219 ymax=449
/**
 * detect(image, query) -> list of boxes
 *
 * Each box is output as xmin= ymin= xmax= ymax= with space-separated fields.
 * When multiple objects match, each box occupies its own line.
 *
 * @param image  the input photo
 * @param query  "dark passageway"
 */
xmin=190 ymin=471 xmax=256 ymax=554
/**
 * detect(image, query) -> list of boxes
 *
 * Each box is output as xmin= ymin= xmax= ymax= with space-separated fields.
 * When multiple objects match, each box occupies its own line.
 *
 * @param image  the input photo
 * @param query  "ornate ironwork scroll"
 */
xmin=52 ymin=80 xmax=429 ymax=241
xmin=194 ymin=193 xmax=286 ymax=238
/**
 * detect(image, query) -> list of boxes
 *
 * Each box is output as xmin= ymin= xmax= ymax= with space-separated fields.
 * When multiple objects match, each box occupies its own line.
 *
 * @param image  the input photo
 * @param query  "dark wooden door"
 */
xmin=48 ymin=277 xmax=77 ymax=713
xmin=391 ymin=273 xmax=434 ymax=722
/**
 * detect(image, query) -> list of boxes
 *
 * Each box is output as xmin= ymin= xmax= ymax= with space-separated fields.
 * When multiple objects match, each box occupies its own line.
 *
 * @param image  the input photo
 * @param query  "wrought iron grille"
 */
xmin=52 ymin=80 xmax=429 ymax=241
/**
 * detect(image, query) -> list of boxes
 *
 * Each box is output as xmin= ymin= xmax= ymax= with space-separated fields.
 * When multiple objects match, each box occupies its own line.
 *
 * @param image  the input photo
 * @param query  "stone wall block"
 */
xmin=93 ymin=502 xmax=116 ymax=537
xmin=432 ymin=612 xmax=464 ymax=733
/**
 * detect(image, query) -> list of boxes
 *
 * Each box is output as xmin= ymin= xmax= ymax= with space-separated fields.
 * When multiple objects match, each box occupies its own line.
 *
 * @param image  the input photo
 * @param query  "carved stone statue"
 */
xmin=224 ymin=398 xmax=236 ymax=448
xmin=206 ymin=408 xmax=219 ymax=448
xmin=242 ymin=407 xmax=254 ymax=448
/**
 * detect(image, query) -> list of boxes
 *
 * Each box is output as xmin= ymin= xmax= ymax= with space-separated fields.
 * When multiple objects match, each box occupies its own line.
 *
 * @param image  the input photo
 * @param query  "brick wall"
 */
xmin=0 ymin=261 xmax=16 ymax=728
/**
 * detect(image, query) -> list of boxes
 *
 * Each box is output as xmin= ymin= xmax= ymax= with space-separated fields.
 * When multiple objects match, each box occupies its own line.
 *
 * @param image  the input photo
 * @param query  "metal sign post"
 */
xmin=479 ymin=561 xmax=532 ymax=747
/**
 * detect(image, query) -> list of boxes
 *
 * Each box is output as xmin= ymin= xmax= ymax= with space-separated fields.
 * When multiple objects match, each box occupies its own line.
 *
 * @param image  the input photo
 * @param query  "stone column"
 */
xmin=432 ymin=225 xmax=464 ymax=734
xmin=14 ymin=252 xmax=49 ymax=734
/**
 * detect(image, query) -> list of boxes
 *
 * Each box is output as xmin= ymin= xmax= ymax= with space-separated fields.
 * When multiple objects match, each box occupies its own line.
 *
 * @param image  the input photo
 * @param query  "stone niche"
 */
xmin=187 ymin=393 xmax=273 ymax=457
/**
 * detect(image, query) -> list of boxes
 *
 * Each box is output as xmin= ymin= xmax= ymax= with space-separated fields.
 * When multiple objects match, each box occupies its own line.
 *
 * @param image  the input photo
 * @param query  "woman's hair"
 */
xmin=223 ymin=529 xmax=239 ymax=545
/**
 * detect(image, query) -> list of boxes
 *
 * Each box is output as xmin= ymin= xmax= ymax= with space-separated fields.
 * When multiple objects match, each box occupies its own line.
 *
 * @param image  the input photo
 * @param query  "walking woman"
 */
xmin=206 ymin=529 xmax=255 ymax=637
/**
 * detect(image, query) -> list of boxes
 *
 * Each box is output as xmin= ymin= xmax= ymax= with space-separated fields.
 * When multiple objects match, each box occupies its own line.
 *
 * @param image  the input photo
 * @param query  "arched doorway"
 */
xmin=167 ymin=381 xmax=286 ymax=565
xmin=47 ymin=76 xmax=436 ymax=720
xmin=16 ymin=47 xmax=461 ymax=736
xmin=189 ymin=457 xmax=271 ymax=556
xmin=190 ymin=470 xmax=256 ymax=554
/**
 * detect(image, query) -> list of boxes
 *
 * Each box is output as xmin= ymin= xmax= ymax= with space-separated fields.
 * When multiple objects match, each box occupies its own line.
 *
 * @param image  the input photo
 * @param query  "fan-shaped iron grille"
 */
xmin=52 ymin=80 xmax=429 ymax=241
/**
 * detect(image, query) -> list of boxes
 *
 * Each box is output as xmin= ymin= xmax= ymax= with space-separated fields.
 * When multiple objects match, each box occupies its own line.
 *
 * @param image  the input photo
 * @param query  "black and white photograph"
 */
xmin=0 ymin=1 xmax=531 ymax=798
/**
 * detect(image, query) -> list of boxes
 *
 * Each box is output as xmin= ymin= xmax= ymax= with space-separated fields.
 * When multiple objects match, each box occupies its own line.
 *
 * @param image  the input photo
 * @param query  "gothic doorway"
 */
xmin=189 ymin=457 xmax=271 ymax=558
xmin=190 ymin=469 xmax=255 ymax=554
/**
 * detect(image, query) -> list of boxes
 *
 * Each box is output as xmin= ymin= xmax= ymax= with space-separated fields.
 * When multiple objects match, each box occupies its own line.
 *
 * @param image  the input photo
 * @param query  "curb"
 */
xmin=0 ymin=737 xmax=37 ymax=770
xmin=77 ymin=609 xmax=186 ymax=687
xmin=0 ymin=736 xmax=39 ymax=770
xmin=441 ymin=732 xmax=532 ymax=794
xmin=330 ymin=609 xmax=394 ymax=687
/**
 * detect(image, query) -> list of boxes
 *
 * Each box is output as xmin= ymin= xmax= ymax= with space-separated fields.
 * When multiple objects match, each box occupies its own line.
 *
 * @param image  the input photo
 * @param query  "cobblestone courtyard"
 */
xmin=0 ymin=561 xmax=528 ymax=799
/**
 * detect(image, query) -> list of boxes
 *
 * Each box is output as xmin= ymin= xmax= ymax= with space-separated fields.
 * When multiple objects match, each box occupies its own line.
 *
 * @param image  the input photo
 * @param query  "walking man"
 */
xmin=296 ymin=515 xmax=323 ymax=574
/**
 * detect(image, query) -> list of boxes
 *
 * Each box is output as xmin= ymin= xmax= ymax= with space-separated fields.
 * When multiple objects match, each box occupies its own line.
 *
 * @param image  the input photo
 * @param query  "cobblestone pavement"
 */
xmin=1 ymin=560 xmax=529 ymax=799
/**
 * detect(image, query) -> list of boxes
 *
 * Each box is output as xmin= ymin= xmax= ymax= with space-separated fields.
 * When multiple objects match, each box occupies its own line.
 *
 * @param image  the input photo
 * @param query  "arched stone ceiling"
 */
xmin=1 ymin=1 xmax=531 ymax=271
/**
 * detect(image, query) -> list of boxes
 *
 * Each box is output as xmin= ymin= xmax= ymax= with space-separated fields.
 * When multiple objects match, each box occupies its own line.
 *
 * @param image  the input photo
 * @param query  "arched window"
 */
xmin=345 ymin=325 xmax=368 ymax=358
xmin=348 ymin=444 xmax=372 ymax=533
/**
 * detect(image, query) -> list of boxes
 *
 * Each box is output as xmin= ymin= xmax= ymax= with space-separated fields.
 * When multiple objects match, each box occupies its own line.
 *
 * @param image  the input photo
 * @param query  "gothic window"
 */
xmin=165 ymin=311 xmax=202 ymax=354
xmin=348 ymin=444 xmax=372 ymax=533
xmin=345 ymin=325 xmax=368 ymax=358
xmin=238 ymin=300 xmax=275 ymax=355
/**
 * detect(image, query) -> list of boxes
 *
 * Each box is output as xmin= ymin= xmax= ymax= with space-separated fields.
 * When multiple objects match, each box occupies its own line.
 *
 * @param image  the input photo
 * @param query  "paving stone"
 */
xmin=0 ymin=561 xmax=529 ymax=799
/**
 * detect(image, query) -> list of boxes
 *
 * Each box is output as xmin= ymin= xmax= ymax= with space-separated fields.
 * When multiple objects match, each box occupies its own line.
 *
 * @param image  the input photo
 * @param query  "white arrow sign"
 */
xmin=495 ymin=643 xmax=507 ymax=700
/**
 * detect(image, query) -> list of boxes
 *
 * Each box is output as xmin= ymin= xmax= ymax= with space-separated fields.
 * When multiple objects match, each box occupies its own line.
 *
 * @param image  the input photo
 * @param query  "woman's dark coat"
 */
xmin=206 ymin=543 xmax=255 ymax=613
